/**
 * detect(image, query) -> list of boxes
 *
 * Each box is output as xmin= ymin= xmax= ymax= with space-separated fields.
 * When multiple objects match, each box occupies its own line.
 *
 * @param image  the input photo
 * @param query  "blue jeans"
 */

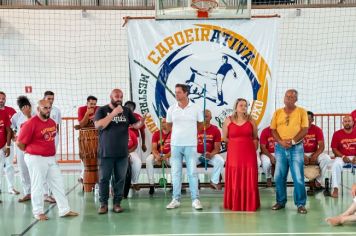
xmin=274 ymin=143 xmax=306 ymax=207
xmin=170 ymin=146 xmax=199 ymax=201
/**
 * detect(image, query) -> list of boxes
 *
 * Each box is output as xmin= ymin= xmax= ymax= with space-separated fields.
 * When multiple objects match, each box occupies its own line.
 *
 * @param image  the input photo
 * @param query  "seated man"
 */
xmin=128 ymin=129 xmax=142 ymax=191
xmin=330 ymin=115 xmax=356 ymax=198
xmin=259 ymin=126 xmax=275 ymax=187
xmin=76 ymin=95 xmax=99 ymax=183
xmin=196 ymin=109 xmax=224 ymax=190
xmin=326 ymin=183 xmax=356 ymax=226
xmin=146 ymin=118 xmax=171 ymax=195
xmin=303 ymin=111 xmax=331 ymax=193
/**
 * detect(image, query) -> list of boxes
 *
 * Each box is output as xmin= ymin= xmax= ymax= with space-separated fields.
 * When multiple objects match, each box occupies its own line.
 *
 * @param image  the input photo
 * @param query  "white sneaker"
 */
xmin=166 ymin=199 xmax=181 ymax=209
xmin=192 ymin=199 xmax=203 ymax=210
xmin=127 ymin=189 xmax=133 ymax=198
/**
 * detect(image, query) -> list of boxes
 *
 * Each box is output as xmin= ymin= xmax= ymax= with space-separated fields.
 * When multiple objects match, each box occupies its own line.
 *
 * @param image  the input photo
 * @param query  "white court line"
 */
xmin=105 ymin=233 xmax=356 ymax=236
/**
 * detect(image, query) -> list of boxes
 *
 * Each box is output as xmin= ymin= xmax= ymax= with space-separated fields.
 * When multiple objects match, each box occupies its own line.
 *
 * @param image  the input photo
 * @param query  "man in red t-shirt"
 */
xmin=330 ymin=115 xmax=356 ymax=198
xmin=76 ymin=95 xmax=99 ymax=183
xmin=146 ymin=118 xmax=171 ymax=195
xmin=0 ymin=107 xmax=12 ymax=203
xmin=77 ymin=95 xmax=99 ymax=128
xmin=303 ymin=111 xmax=331 ymax=189
xmin=259 ymin=126 xmax=275 ymax=187
xmin=124 ymin=101 xmax=147 ymax=153
xmin=16 ymin=99 xmax=78 ymax=221
xmin=196 ymin=110 xmax=224 ymax=190
xmin=0 ymin=91 xmax=20 ymax=195
xmin=351 ymin=109 xmax=356 ymax=127
xmin=128 ymin=129 xmax=142 ymax=191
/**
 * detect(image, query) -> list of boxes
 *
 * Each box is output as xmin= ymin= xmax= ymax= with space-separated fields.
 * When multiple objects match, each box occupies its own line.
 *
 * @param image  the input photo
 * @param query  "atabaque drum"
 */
xmin=79 ymin=128 xmax=98 ymax=192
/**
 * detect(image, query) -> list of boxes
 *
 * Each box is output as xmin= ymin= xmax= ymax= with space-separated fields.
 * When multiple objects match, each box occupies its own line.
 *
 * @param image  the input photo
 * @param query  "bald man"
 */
xmin=16 ymin=100 xmax=78 ymax=221
xmin=95 ymin=89 xmax=145 ymax=214
xmin=330 ymin=115 xmax=356 ymax=198
xmin=196 ymin=110 xmax=224 ymax=190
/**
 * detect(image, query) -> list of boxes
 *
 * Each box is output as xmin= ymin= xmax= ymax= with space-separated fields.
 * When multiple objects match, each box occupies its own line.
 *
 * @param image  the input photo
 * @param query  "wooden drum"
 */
xmin=79 ymin=128 xmax=99 ymax=192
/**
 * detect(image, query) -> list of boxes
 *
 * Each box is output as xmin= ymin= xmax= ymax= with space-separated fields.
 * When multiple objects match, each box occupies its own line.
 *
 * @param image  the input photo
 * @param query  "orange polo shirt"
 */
xmin=270 ymin=107 xmax=308 ymax=140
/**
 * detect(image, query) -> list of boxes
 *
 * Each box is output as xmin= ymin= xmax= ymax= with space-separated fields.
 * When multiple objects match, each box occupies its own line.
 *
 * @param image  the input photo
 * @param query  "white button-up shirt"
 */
xmin=166 ymin=101 xmax=203 ymax=146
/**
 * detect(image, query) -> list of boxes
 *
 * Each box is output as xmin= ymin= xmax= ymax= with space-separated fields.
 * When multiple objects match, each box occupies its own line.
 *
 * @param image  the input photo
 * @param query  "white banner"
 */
xmin=127 ymin=19 xmax=278 ymax=134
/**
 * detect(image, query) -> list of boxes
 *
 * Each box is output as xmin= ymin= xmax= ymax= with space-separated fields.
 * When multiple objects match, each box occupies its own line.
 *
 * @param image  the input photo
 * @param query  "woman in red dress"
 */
xmin=223 ymin=98 xmax=260 ymax=211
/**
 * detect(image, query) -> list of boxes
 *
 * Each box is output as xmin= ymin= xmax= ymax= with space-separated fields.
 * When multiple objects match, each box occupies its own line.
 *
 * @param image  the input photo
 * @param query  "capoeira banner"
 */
xmin=127 ymin=19 xmax=279 ymax=133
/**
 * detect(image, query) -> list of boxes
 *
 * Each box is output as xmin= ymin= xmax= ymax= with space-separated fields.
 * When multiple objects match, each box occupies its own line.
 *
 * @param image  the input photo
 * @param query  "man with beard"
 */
xmin=330 ymin=115 xmax=356 ymax=198
xmin=76 ymin=95 xmax=99 ymax=183
xmin=95 ymin=89 xmax=145 ymax=214
xmin=16 ymin=100 xmax=78 ymax=220
xmin=77 ymin=95 xmax=99 ymax=128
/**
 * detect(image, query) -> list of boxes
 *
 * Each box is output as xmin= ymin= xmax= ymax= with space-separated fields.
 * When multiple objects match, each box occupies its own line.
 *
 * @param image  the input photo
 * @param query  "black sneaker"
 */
xmin=149 ymin=186 xmax=155 ymax=195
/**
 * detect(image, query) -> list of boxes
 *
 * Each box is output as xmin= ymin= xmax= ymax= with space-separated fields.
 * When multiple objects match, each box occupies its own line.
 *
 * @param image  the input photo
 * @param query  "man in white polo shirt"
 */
xmin=166 ymin=84 xmax=204 ymax=210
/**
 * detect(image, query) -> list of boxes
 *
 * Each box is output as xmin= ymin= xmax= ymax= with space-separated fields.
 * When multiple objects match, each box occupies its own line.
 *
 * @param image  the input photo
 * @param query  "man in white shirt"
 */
xmin=43 ymin=91 xmax=61 ymax=203
xmin=166 ymin=84 xmax=204 ymax=210
xmin=11 ymin=96 xmax=34 ymax=202
xmin=44 ymin=91 xmax=62 ymax=150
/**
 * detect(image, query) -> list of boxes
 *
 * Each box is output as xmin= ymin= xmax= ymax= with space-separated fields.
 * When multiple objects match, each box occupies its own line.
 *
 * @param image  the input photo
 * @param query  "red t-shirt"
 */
xmin=128 ymin=129 xmax=138 ymax=150
xmin=352 ymin=110 xmax=356 ymax=125
xmin=331 ymin=128 xmax=356 ymax=156
xmin=17 ymin=116 xmax=57 ymax=157
xmin=78 ymin=106 xmax=99 ymax=123
xmin=0 ymin=110 xmax=10 ymax=148
xmin=152 ymin=130 xmax=171 ymax=155
xmin=129 ymin=113 xmax=145 ymax=138
xmin=4 ymin=106 xmax=16 ymax=120
xmin=260 ymin=126 xmax=275 ymax=153
xmin=197 ymin=124 xmax=221 ymax=154
xmin=303 ymin=124 xmax=324 ymax=153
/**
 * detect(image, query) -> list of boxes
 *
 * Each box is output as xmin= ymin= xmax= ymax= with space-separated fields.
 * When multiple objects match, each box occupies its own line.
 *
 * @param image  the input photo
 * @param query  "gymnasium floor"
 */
xmin=1 ymin=166 xmax=356 ymax=236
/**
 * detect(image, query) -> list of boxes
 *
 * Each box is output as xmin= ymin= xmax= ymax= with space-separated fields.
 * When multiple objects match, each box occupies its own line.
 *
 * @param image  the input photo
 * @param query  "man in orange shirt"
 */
xmin=270 ymin=89 xmax=309 ymax=214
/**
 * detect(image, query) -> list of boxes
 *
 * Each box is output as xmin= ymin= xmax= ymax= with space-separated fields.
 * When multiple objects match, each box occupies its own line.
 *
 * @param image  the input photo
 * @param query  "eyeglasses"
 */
xmin=285 ymin=115 xmax=290 ymax=126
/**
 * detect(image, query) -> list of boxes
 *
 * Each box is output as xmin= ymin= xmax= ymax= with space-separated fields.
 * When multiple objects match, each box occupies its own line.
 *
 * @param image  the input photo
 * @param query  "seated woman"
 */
xmin=326 ymin=183 xmax=356 ymax=226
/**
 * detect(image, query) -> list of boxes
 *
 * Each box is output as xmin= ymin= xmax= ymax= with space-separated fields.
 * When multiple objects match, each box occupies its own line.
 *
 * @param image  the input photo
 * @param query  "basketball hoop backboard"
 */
xmin=155 ymin=0 xmax=251 ymax=20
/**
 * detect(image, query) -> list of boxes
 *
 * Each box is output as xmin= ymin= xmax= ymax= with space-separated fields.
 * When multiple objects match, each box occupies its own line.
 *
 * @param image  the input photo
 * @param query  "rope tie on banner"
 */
xmin=203 ymin=84 xmax=208 ymax=171
xmin=158 ymin=114 xmax=167 ymax=192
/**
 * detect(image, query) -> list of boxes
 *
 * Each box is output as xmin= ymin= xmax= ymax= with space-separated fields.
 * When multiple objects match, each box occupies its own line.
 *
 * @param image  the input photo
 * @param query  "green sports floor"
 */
xmin=1 ymin=168 xmax=356 ymax=236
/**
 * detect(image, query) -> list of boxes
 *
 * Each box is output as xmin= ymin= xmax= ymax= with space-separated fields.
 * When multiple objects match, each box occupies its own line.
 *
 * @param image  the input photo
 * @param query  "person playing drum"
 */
xmin=77 ymin=95 xmax=99 ymax=184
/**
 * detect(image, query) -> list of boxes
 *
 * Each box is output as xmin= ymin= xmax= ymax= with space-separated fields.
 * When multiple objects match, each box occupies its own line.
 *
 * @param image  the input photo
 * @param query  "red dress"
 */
xmin=224 ymin=121 xmax=260 ymax=211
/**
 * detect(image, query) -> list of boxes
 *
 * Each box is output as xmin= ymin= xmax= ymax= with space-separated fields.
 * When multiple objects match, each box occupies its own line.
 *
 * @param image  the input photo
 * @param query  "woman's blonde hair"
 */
xmin=232 ymin=98 xmax=252 ymax=121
